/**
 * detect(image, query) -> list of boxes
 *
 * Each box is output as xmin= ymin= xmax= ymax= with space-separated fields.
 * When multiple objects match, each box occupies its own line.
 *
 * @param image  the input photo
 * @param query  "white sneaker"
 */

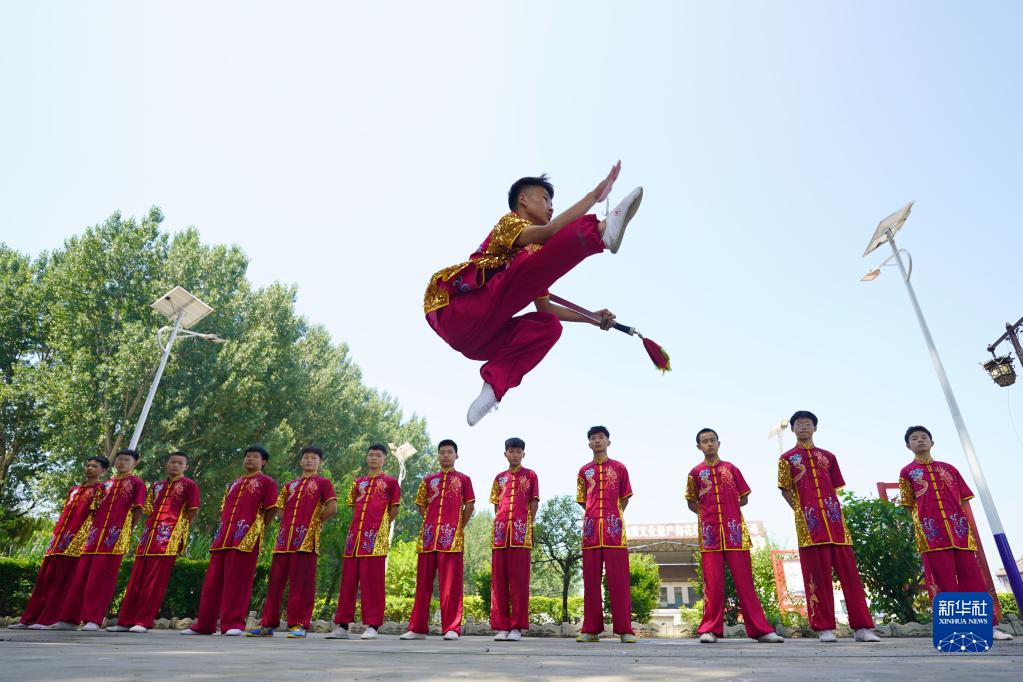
xmin=81 ymin=622 xmax=100 ymax=631
xmin=129 ymin=625 xmax=148 ymax=633
xmin=442 ymin=631 xmax=460 ymax=640
xmin=493 ymin=630 xmax=509 ymax=641
xmin=757 ymin=632 xmax=785 ymax=643
xmin=46 ymin=622 xmax=77 ymax=631
xmin=399 ymin=630 xmax=425 ymax=640
xmin=106 ymin=625 xmax=129 ymax=632
xmin=180 ymin=628 xmax=199 ymax=635
xmin=507 ymin=629 xmax=522 ymax=641
xmin=360 ymin=626 xmax=378 ymax=640
xmin=699 ymin=632 xmax=717 ymax=643
xmin=223 ymin=628 xmax=243 ymax=636
xmin=601 ymin=187 xmax=643 ymax=254
xmin=8 ymin=622 xmax=28 ymax=630
xmin=993 ymin=628 xmax=1014 ymax=641
xmin=818 ymin=629 xmax=837 ymax=643
xmin=853 ymin=628 xmax=881 ymax=642
xmin=326 ymin=626 xmax=350 ymax=639
xmin=467 ymin=383 xmax=498 ymax=426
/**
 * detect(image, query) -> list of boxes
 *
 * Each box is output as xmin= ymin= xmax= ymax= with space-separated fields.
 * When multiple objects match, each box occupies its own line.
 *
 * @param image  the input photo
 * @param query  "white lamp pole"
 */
xmin=767 ymin=420 xmax=789 ymax=455
xmin=388 ymin=442 xmax=418 ymax=543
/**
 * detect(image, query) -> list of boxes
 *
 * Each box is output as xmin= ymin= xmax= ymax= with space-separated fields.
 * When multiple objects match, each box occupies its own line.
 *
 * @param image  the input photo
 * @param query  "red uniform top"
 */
xmin=777 ymin=445 xmax=851 ymax=547
xmin=137 ymin=475 xmax=201 ymax=557
xmin=344 ymin=473 xmax=400 ymax=558
xmin=576 ymin=457 xmax=633 ymax=549
xmin=415 ymin=469 xmax=475 ymax=553
xmin=210 ymin=472 xmax=279 ymax=553
xmin=685 ymin=459 xmax=752 ymax=552
xmin=899 ymin=458 xmax=976 ymax=553
xmin=490 ymin=466 xmax=540 ymax=549
xmin=83 ymin=474 xmax=147 ymax=555
xmin=274 ymin=474 xmax=337 ymax=555
xmin=45 ymin=482 xmax=104 ymax=558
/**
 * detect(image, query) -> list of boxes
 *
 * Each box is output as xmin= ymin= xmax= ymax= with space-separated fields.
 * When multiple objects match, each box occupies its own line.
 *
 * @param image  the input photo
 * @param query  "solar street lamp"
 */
xmin=860 ymin=203 xmax=1023 ymax=610
xmin=128 ymin=287 xmax=223 ymax=450
xmin=767 ymin=420 xmax=789 ymax=455
xmin=388 ymin=441 xmax=418 ymax=543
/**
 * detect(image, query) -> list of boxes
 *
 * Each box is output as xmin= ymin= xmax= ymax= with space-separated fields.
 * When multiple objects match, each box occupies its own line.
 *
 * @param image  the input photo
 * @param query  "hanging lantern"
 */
xmin=982 ymin=355 xmax=1016 ymax=387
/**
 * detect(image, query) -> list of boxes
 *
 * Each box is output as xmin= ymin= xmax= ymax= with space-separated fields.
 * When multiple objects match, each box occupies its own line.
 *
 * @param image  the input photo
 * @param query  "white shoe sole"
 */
xmin=604 ymin=187 xmax=643 ymax=254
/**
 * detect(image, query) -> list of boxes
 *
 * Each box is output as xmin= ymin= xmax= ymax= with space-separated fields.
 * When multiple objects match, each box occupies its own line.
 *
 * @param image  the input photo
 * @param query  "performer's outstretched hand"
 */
xmin=595 ymin=309 xmax=617 ymax=331
xmin=592 ymin=161 xmax=621 ymax=203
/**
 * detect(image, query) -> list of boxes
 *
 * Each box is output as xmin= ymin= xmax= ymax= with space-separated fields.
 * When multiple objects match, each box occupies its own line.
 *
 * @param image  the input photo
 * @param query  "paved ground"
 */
xmin=1 ymin=629 xmax=1020 ymax=681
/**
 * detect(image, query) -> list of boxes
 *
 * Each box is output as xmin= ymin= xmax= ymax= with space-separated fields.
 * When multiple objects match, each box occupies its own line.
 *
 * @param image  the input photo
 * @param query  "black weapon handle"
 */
xmin=613 ymin=322 xmax=635 ymax=335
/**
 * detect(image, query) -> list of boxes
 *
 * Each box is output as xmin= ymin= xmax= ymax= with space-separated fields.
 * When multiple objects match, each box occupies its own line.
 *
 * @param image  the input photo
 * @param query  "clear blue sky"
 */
xmin=3 ymin=1 xmax=1022 ymax=579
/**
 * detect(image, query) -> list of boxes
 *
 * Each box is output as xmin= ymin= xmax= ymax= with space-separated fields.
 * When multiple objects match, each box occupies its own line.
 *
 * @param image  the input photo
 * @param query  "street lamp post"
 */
xmin=128 ymin=287 xmax=224 ymax=450
xmin=861 ymin=203 xmax=1023 ymax=610
xmin=388 ymin=441 xmax=418 ymax=543
xmin=767 ymin=420 xmax=789 ymax=455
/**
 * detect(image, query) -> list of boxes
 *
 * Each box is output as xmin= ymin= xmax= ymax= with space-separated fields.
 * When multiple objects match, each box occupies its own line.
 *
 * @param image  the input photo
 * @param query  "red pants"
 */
xmin=117 ymin=555 xmax=177 ymax=628
xmin=19 ymin=555 xmax=78 ymax=626
xmin=922 ymin=549 xmax=998 ymax=623
xmin=334 ymin=555 xmax=387 ymax=628
xmin=59 ymin=553 xmax=126 ymax=625
xmin=699 ymin=550 xmax=774 ymax=639
xmin=260 ymin=552 xmax=319 ymax=629
xmin=193 ymin=548 xmax=260 ymax=633
xmin=798 ymin=544 xmax=874 ymax=631
xmin=428 ymin=214 xmax=603 ymax=401
xmin=491 ymin=548 xmax=531 ymax=631
xmin=582 ymin=547 xmax=634 ymax=635
xmin=408 ymin=551 xmax=463 ymax=635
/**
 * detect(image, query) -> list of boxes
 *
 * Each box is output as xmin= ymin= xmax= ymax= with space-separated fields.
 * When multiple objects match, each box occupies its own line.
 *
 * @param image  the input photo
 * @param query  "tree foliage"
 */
xmin=532 ymin=495 xmax=582 ymax=622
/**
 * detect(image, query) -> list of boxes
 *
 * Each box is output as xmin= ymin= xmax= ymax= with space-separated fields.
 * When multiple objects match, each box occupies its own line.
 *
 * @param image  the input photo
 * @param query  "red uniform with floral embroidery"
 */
xmin=334 ymin=473 xmax=400 ymax=628
xmin=117 ymin=475 xmax=200 ymax=629
xmin=424 ymin=212 xmax=605 ymax=401
xmin=261 ymin=475 xmax=336 ymax=630
xmin=408 ymin=469 xmax=475 ymax=635
xmin=685 ymin=459 xmax=773 ymax=639
xmin=576 ymin=457 xmax=634 ymax=635
xmin=193 ymin=472 xmax=279 ymax=634
xmin=60 ymin=473 xmax=147 ymax=625
xmin=490 ymin=466 xmax=539 ymax=632
xmin=18 ymin=482 xmax=103 ymax=626
xmin=778 ymin=445 xmax=873 ymax=631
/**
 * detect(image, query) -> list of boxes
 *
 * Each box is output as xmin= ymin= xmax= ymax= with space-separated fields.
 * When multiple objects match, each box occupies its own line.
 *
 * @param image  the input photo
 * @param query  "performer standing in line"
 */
xmin=182 ymin=445 xmax=279 ymax=636
xmin=327 ymin=443 xmax=400 ymax=640
xmin=423 ymin=162 xmax=643 ymax=425
xmin=489 ymin=437 xmax=539 ymax=642
xmin=12 ymin=456 xmax=108 ymax=629
xmin=777 ymin=411 xmax=880 ymax=643
xmin=248 ymin=446 xmax=336 ymax=638
xmin=685 ymin=428 xmax=784 ymax=643
xmin=575 ymin=426 xmax=636 ymax=644
xmin=898 ymin=425 xmax=1012 ymax=640
xmin=400 ymin=440 xmax=475 ymax=641
xmin=109 ymin=451 xmax=200 ymax=633
xmin=52 ymin=449 xmax=146 ymax=631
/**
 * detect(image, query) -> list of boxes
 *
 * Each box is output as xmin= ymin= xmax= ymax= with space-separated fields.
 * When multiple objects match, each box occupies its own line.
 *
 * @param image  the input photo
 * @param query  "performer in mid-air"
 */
xmin=423 ymin=162 xmax=643 ymax=425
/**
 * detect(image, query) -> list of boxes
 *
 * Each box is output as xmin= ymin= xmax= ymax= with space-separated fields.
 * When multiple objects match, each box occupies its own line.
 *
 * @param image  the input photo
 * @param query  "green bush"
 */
xmin=0 ymin=557 xmax=39 ymax=615
xmin=463 ymin=594 xmax=487 ymax=623
xmin=384 ymin=596 xmax=415 ymax=623
xmin=679 ymin=599 xmax=703 ymax=634
xmin=473 ymin=569 xmax=492 ymax=613
xmin=998 ymin=592 xmax=1019 ymax=618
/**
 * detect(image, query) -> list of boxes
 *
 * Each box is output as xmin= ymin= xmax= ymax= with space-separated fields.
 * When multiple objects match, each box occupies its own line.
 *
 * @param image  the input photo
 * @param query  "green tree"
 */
xmin=532 ymin=495 xmax=582 ymax=623
xmin=628 ymin=552 xmax=661 ymax=623
xmin=690 ymin=542 xmax=782 ymax=629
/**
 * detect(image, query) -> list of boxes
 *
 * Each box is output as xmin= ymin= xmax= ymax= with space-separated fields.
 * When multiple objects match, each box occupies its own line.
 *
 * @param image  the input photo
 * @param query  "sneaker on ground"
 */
xmin=399 ymin=630 xmax=425 ymax=640
xmin=507 ymin=629 xmax=521 ymax=641
xmin=818 ymin=630 xmax=837 ymax=643
xmin=360 ymin=626 xmax=378 ymax=640
xmin=287 ymin=627 xmax=307 ymax=638
xmin=853 ymin=628 xmax=881 ymax=642
xmin=993 ymin=629 xmax=1014 ymax=641
xmin=601 ymin=187 xmax=643 ymax=254
xmin=466 ymin=382 xmax=498 ymax=427
xmin=698 ymin=632 xmax=717 ymax=643
xmin=223 ymin=628 xmax=243 ymax=636
xmin=106 ymin=625 xmax=129 ymax=632
xmin=326 ymin=626 xmax=350 ymax=639
xmin=757 ymin=632 xmax=785 ymax=643
xmin=128 ymin=625 xmax=148 ymax=633
xmin=8 ymin=622 xmax=28 ymax=630
xmin=442 ymin=631 xmax=460 ymax=641
xmin=246 ymin=626 xmax=275 ymax=637
xmin=46 ymin=622 xmax=77 ymax=631
xmin=179 ymin=628 xmax=199 ymax=635
xmin=493 ymin=630 xmax=509 ymax=641
xmin=27 ymin=623 xmax=47 ymax=630
xmin=620 ymin=633 xmax=637 ymax=643
xmin=81 ymin=622 xmax=100 ymax=631
xmin=575 ymin=633 xmax=600 ymax=643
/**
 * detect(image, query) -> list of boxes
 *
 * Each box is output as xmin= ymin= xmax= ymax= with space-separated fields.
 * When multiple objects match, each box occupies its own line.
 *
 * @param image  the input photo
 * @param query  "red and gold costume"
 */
xmin=424 ymin=213 xmax=605 ymax=401
xmin=19 ymin=481 xmax=104 ymax=626
xmin=333 ymin=472 xmax=399 ymax=628
xmin=489 ymin=466 xmax=539 ymax=632
xmin=260 ymin=474 xmax=336 ymax=630
xmin=685 ymin=459 xmax=773 ymax=639
xmin=576 ymin=457 xmax=634 ymax=635
xmin=408 ymin=468 xmax=475 ymax=635
xmin=117 ymin=474 xmax=200 ymax=629
xmin=60 ymin=473 xmax=146 ymax=625
xmin=193 ymin=472 xmax=279 ymax=634
xmin=778 ymin=445 xmax=873 ymax=631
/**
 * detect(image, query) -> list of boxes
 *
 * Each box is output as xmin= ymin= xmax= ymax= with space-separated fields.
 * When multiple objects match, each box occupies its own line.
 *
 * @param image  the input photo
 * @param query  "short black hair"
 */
xmin=695 ymin=428 xmax=719 ymax=444
xmin=789 ymin=410 xmax=819 ymax=428
xmin=587 ymin=425 xmax=610 ymax=439
xmin=300 ymin=445 xmax=324 ymax=459
xmin=245 ymin=444 xmax=270 ymax=462
xmin=167 ymin=451 xmax=189 ymax=461
xmin=508 ymin=174 xmax=554 ymax=212
xmin=367 ymin=443 xmax=388 ymax=455
xmin=87 ymin=455 xmax=110 ymax=469
xmin=904 ymin=425 xmax=933 ymax=445
xmin=115 ymin=448 xmax=140 ymax=461
xmin=505 ymin=437 xmax=526 ymax=451
xmin=438 ymin=439 xmax=458 ymax=453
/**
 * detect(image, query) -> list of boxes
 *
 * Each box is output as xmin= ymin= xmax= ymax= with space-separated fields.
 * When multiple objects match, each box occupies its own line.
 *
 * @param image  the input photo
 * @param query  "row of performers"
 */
xmin=9 ymin=412 xmax=1012 ymax=642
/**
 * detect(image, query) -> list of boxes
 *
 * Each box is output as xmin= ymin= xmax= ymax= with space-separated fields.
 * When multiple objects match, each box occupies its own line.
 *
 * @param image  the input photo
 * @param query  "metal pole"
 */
xmin=389 ymin=460 xmax=407 ymax=545
xmin=128 ymin=309 xmax=184 ymax=450
xmin=887 ymin=233 xmax=1023 ymax=610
